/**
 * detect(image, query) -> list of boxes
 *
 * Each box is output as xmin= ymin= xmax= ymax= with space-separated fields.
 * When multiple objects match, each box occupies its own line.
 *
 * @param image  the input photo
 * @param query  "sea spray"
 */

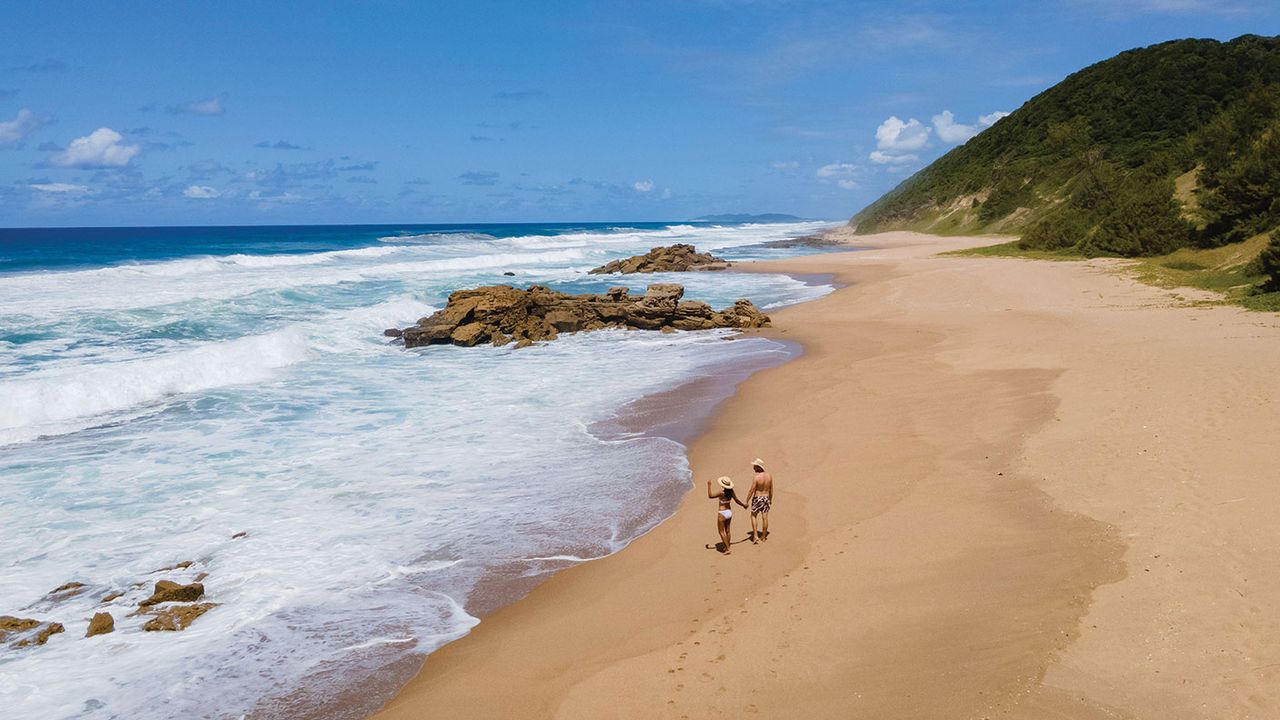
xmin=0 ymin=221 xmax=837 ymax=719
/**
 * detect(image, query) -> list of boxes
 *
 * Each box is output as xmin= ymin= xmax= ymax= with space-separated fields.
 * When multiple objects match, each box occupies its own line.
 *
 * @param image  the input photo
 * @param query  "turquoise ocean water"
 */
xmin=0 ymin=221 xmax=837 ymax=719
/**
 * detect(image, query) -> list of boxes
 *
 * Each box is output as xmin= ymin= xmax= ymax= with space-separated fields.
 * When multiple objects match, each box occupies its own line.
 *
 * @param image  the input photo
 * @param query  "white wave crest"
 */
xmin=0 ymin=329 xmax=310 ymax=446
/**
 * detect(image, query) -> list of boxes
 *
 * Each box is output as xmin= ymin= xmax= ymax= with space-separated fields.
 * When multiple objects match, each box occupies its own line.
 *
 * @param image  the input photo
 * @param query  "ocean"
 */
xmin=0 ymin=221 xmax=837 ymax=719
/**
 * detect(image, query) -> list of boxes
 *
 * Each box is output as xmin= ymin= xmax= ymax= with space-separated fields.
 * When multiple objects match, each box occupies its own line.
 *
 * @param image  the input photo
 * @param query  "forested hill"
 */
xmin=850 ymin=35 xmax=1280 ymax=260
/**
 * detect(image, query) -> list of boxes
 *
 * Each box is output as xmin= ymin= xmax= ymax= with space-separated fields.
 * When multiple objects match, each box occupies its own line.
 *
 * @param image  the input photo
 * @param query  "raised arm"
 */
xmin=706 ymin=478 xmax=718 ymax=499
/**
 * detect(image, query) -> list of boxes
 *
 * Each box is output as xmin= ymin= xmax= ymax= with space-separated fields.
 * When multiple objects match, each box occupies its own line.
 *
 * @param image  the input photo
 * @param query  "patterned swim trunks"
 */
xmin=750 ymin=495 xmax=771 ymax=514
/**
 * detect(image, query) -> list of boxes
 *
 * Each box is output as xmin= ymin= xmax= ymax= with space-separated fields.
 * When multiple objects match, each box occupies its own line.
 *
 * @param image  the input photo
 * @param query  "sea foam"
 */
xmin=0 ymin=221 xmax=835 ymax=719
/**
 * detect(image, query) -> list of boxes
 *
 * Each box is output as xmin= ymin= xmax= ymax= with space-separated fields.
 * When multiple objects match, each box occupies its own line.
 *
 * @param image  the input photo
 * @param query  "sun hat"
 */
xmin=752 ymin=458 xmax=765 ymax=470
xmin=717 ymin=476 xmax=734 ymax=490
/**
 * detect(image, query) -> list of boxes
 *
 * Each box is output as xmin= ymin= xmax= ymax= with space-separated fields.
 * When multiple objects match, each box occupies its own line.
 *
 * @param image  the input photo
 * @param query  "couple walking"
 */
xmin=706 ymin=458 xmax=773 ymax=555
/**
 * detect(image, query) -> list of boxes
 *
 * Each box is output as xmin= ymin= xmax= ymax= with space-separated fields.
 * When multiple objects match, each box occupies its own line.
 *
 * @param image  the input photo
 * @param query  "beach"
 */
xmin=372 ymin=230 xmax=1280 ymax=719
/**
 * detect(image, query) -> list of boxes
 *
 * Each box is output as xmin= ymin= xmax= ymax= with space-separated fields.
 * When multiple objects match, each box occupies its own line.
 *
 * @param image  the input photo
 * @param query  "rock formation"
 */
xmin=588 ymin=244 xmax=730 ymax=274
xmin=397 ymin=283 xmax=770 ymax=348
xmin=86 ymin=612 xmax=114 ymax=637
xmin=0 ymin=616 xmax=65 ymax=648
xmin=46 ymin=582 xmax=89 ymax=601
xmin=139 ymin=580 xmax=204 ymax=607
xmin=142 ymin=603 xmax=216 ymax=632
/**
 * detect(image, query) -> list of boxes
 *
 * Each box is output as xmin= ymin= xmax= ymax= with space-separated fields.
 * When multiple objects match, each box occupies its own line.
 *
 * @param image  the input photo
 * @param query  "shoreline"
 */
xmin=368 ymin=230 xmax=1280 ymax=718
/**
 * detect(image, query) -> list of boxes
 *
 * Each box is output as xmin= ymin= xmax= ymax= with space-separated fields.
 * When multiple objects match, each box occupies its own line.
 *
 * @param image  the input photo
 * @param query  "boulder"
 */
xmin=139 ymin=580 xmax=204 ymax=607
xmin=588 ymin=244 xmax=730 ymax=274
xmin=86 ymin=612 xmax=114 ymax=637
xmin=397 ymin=283 xmax=769 ymax=348
xmin=142 ymin=603 xmax=217 ymax=632
xmin=0 ymin=616 xmax=65 ymax=648
xmin=46 ymin=581 xmax=89 ymax=602
xmin=640 ymin=283 xmax=684 ymax=309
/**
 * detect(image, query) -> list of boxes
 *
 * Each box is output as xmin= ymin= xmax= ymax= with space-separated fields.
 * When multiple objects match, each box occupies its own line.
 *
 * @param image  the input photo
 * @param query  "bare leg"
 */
xmin=724 ymin=516 xmax=733 ymax=554
xmin=750 ymin=510 xmax=760 ymax=543
xmin=761 ymin=511 xmax=769 ymax=541
xmin=717 ymin=515 xmax=731 ymax=554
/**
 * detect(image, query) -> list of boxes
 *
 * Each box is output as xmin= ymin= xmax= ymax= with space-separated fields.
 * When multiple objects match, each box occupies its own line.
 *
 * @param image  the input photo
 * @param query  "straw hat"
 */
xmin=752 ymin=458 xmax=766 ymax=471
xmin=717 ymin=476 xmax=734 ymax=490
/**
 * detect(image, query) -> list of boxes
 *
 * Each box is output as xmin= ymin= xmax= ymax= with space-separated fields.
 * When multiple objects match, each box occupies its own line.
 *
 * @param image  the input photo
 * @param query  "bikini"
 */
xmin=719 ymin=492 xmax=732 ymax=520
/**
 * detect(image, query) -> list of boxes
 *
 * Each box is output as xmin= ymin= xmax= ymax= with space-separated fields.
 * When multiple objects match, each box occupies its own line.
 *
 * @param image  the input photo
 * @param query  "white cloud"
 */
xmin=931 ymin=110 xmax=976 ymax=143
xmin=169 ymin=94 xmax=226 ymax=116
xmin=869 ymin=150 xmax=919 ymax=165
xmin=633 ymin=179 xmax=655 ymax=192
xmin=1073 ymin=0 xmax=1248 ymax=16
xmin=816 ymin=163 xmax=860 ymax=189
xmin=771 ymin=160 xmax=800 ymax=170
xmin=932 ymin=109 xmax=1012 ymax=144
xmin=979 ymin=111 xmax=1010 ymax=126
xmin=870 ymin=115 xmax=931 ymax=165
xmin=816 ymin=163 xmax=857 ymax=179
xmin=875 ymin=116 xmax=930 ymax=151
xmin=51 ymin=128 xmax=141 ymax=168
xmin=29 ymin=182 xmax=88 ymax=194
xmin=0 ymin=108 xmax=48 ymax=144
xmin=183 ymin=185 xmax=221 ymax=199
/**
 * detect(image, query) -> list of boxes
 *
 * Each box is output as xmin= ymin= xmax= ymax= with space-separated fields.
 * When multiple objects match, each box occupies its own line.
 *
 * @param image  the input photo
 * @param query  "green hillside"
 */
xmin=851 ymin=34 xmax=1280 ymax=279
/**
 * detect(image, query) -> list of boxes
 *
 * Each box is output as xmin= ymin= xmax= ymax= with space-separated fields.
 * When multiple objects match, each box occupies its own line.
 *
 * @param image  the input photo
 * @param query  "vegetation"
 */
xmin=852 ymin=35 xmax=1280 ymax=298
xmin=945 ymin=231 xmax=1280 ymax=310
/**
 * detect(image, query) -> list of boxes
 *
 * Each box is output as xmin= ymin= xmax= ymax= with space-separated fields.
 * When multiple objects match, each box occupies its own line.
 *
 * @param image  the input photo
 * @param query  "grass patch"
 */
xmin=949 ymin=233 xmax=1278 ymax=311
xmin=942 ymin=240 xmax=1082 ymax=261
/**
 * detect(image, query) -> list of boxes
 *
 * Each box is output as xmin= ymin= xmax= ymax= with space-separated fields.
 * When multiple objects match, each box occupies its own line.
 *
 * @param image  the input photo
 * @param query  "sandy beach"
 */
xmin=371 ymin=230 xmax=1280 ymax=719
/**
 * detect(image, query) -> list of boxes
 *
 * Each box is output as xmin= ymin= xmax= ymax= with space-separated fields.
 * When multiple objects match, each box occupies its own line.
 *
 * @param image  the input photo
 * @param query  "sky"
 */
xmin=1 ymin=1 xmax=1276 ymax=227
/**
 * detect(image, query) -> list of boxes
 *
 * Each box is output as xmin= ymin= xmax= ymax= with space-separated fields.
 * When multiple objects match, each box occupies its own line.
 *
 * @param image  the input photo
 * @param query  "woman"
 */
xmin=707 ymin=476 xmax=747 ymax=554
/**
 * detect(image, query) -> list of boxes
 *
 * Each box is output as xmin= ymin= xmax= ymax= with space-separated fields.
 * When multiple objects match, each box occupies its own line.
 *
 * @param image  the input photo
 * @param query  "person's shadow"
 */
xmin=704 ymin=538 xmax=751 ymax=553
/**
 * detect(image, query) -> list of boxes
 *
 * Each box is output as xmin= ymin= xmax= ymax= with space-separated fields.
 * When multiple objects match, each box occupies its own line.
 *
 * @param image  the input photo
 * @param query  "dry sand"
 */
xmin=370 ymin=230 xmax=1280 ymax=719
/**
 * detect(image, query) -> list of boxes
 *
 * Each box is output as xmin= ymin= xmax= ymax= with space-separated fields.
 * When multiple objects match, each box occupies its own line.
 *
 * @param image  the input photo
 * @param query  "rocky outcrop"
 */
xmin=1 ymin=616 xmax=65 ymax=648
xmin=398 ymin=283 xmax=770 ymax=348
xmin=588 ymin=244 xmax=730 ymax=274
xmin=139 ymin=580 xmax=204 ymax=607
xmin=142 ymin=603 xmax=216 ymax=632
xmin=46 ymin=582 xmax=89 ymax=601
xmin=86 ymin=612 xmax=114 ymax=637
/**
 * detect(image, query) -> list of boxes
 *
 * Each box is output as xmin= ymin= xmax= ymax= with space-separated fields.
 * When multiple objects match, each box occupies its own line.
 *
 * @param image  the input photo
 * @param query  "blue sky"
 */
xmin=1 ymin=1 xmax=1276 ymax=227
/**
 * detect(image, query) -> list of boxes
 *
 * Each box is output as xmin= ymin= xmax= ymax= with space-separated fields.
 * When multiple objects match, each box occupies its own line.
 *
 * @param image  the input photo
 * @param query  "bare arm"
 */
xmin=735 ymin=493 xmax=748 ymax=509
xmin=706 ymin=478 xmax=718 ymax=499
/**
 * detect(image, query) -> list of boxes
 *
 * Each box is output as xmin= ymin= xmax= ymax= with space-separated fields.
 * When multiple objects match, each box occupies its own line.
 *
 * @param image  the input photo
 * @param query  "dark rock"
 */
xmin=46 ymin=582 xmax=89 ymax=601
xmin=588 ymin=244 xmax=730 ymax=274
xmin=231 ymin=531 xmax=249 ymax=539
xmin=760 ymin=232 xmax=846 ymax=249
xmin=142 ymin=603 xmax=217 ymax=632
xmin=0 ymin=616 xmax=65 ymax=647
xmin=139 ymin=580 xmax=204 ymax=607
xmin=502 ymin=271 xmax=516 ymax=276
xmin=383 ymin=328 xmax=403 ymax=338
xmin=100 ymin=591 xmax=124 ymax=604
xmin=86 ymin=612 xmax=114 ymax=637
xmin=397 ymin=283 xmax=770 ymax=349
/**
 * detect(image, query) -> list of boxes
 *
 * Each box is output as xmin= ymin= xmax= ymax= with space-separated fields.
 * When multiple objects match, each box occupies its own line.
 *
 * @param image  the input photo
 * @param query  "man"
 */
xmin=746 ymin=458 xmax=773 ymax=543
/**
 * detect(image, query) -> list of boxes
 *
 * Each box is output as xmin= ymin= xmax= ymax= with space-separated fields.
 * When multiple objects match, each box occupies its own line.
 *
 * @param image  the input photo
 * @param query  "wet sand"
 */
xmin=370 ymin=230 xmax=1280 ymax=719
